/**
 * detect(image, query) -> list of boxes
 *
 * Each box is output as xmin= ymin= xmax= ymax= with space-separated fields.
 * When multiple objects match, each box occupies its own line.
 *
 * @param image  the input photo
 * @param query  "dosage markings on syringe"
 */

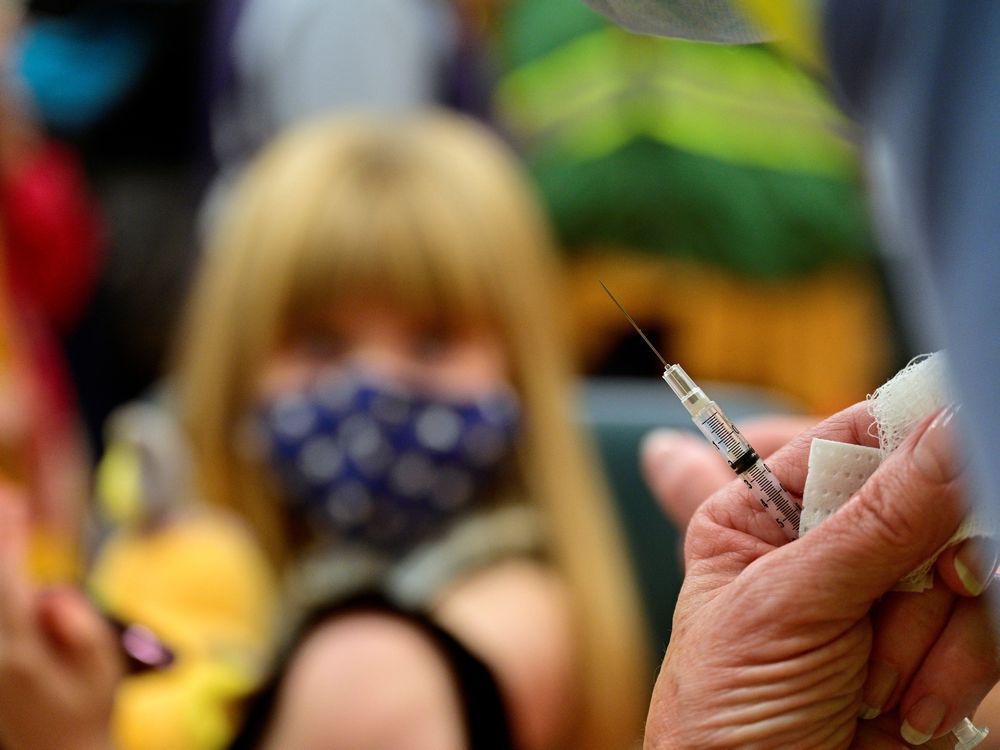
xmin=745 ymin=463 xmax=800 ymax=519
xmin=702 ymin=413 xmax=744 ymax=456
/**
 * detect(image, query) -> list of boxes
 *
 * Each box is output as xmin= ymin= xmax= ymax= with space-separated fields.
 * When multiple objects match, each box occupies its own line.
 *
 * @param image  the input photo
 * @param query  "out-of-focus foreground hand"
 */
xmin=643 ymin=403 xmax=1000 ymax=749
xmin=0 ymin=494 xmax=120 ymax=750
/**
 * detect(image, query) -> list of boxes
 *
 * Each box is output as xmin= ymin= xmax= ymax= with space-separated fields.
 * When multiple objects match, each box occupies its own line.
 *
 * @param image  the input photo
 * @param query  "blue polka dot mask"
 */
xmin=256 ymin=368 xmax=521 ymax=555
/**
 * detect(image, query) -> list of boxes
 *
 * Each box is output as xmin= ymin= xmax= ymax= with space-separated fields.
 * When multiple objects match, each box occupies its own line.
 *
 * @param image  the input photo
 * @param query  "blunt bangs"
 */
xmin=281 ymin=131 xmax=506 ymax=337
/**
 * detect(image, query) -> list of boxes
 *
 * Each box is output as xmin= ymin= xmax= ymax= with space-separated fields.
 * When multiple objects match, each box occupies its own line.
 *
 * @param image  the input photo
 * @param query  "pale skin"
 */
xmin=257 ymin=298 xmax=577 ymax=750
xmin=643 ymin=404 xmax=1000 ymax=749
xmin=258 ymin=560 xmax=575 ymax=750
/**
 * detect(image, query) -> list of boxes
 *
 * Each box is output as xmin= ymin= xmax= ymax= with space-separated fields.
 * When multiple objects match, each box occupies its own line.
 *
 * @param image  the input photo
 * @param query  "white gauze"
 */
xmin=869 ymin=352 xmax=952 ymax=458
xmin=800 ymin=351 xmax=995 ymax=591
xmin=800 ymin=439 xmax=882 ymax=536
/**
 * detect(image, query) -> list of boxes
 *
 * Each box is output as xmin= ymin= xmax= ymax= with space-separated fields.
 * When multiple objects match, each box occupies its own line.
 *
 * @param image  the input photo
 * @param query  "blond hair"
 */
xmin=175 ymin=112 xmax=650 ymax=748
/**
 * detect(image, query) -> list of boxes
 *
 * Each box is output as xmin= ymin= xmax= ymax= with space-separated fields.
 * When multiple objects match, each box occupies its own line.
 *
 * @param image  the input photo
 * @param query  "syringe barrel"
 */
xmin=664 ymin=365 xmax=756 ymax=467
xmin=690 ymin=400 xmax=757 ymax=472
xmin=742 ymin=458 xmax=801 ymax=538
xmin=690 ymin=400 xmax=801 ymax=538
xmin=663 ymin=364 xmax=801 ymax=539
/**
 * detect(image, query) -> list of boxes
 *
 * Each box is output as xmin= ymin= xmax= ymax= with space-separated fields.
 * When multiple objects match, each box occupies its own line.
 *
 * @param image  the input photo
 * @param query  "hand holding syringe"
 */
xmin=601 ymin=283 xmax=989 ymax=748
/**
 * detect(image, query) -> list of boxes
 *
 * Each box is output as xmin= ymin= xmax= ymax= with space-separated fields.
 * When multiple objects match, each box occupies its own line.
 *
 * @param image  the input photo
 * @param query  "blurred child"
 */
xmin=175 ymin=111 xmax=650 ymax=749
xmin=0 ymin=111 xmax=650 ymax=750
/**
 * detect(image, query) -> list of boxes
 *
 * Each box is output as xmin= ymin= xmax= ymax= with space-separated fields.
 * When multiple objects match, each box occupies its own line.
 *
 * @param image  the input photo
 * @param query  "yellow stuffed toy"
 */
xmin=89 ymin=404 xmax=279 ymax=750
xmin=89 ymin=510 xmax=278 ymax=750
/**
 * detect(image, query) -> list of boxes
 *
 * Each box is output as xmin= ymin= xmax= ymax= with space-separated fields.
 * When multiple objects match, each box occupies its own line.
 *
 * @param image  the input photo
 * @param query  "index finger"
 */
xmin=697 ymin=401 xmax=877 ymax=545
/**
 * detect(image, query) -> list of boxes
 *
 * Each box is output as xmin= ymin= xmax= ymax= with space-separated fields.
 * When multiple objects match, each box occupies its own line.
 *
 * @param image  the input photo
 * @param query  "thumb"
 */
xmin=777 ymin=408 xmax=966 ymax=614
xmin=641 ymin=429 xmax=731 ymax=531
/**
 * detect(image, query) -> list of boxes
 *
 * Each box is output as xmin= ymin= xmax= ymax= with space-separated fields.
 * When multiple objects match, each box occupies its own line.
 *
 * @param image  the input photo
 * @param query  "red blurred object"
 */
xmin=1 ymin=139 xmax=103 ymax=332
xmin=0 ymin=137 xmax=101 ymax=551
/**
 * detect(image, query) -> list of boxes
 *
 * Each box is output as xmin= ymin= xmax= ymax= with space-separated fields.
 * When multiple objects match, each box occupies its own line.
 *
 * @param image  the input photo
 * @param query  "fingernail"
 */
xmin=861 ymin=660 xmax=898 ymax=720
xmin=643 ymin=430 xmax=687 ymax=461
xmin=954 ymin=538 xmax=998 ymax=596
xmin=859 ymin=705 xmax=880 ymax=721
xmin=900 ymin=695 xmax=947 ymax=745
xmin=955 ymin=556 xmax=986 ymax=596
xmin=643 ymin=432 xmax=670 ymax=456
xmin=642 ymin=429 xmax=702 ymax=481
xmin=912 ymin=407 xmax=961 ymax=482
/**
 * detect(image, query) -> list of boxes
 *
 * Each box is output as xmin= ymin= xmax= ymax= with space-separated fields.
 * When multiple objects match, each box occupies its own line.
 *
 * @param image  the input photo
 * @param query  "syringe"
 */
xmin=600 ymin=282 xmax=801 ymax=539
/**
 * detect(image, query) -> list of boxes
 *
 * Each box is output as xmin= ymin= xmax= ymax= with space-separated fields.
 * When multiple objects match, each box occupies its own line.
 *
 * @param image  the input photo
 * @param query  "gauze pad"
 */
xmin=800 ymin=351 xmax=995 ymax=591
xmin=800 ymin=439 xmax=881 ymax=536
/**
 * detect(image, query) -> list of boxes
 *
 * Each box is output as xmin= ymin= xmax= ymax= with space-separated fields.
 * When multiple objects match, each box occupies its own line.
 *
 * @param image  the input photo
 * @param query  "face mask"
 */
xmin=255 ymin=369 xmax=521 ymax=555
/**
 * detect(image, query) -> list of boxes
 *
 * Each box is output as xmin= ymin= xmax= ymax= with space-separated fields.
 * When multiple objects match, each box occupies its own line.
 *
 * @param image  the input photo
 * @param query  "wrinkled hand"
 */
xmin=0 ymin=495 xmax=120 ymax=750
xmin=643 ymin=403 xmax=999 ymax=749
